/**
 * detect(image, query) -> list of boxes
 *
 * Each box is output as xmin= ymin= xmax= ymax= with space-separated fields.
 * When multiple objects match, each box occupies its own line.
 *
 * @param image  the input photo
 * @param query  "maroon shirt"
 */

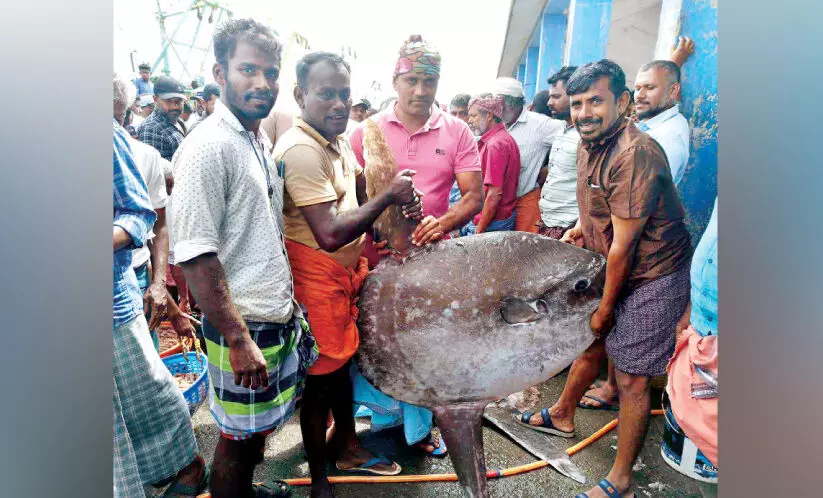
xmin=474 ymin=122 xmax=521 ymax=223
xmin=576 ymin=119 xmax=691 ymax=291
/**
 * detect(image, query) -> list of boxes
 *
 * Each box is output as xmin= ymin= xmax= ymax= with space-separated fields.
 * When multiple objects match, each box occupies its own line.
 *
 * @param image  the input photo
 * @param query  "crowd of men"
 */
xmin=113 ymin=17 xmax=717 ymax=498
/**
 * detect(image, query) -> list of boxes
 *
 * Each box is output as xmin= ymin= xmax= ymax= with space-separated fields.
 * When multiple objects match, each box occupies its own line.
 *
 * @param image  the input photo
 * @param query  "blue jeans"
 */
xmin=460 ymin=211 xmax=517 ymax=236
xmin=134 ymin=262 xmax=160 ymax=352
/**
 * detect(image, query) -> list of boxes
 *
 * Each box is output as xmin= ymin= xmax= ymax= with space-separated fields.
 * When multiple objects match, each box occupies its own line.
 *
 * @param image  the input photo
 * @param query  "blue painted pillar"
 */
xmin=517 ymin=63 xmax=526 ymax=84
xmin=536 ymin=13 xmax=567 ymax=92
xmin=563 ymin=0 xmax=614 ymax=66
xmin=523 ymin=46 xmax=539 ymax=102
xmin=673 ymin=0 xmax=718 ymax=240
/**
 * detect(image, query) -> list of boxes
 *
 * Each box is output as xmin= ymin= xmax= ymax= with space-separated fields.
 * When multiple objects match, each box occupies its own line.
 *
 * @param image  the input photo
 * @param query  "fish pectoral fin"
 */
xmin=500 ymin=297 xmax=548 ymax=324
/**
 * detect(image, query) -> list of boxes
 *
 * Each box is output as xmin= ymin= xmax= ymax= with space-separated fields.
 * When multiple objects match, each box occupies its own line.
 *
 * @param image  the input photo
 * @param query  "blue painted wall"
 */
xmin=524 ymin=46 xmax=540 ymax=102
xmin=517 ymin=63 xmax=526 ymax=84
xmin=536 ymin=14 xmax=567 ymax=92
xmin=675 ymin=0 xmax=718 ymax=241
xmin=565 ymin=0 xmax=614 ymax=66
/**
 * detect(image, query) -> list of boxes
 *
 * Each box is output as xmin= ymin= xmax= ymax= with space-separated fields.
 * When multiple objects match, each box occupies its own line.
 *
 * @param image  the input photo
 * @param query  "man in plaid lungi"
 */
xmin=113 ymin=120 xmax=208 ymax=497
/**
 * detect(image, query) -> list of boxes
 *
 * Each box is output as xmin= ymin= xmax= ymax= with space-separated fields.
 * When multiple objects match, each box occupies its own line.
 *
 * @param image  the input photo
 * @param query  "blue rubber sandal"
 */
xmin=577 ymin=394 xmax=620 ymax=411
xmin=162 ymin=463 xmax=210 ymax=497
xmin=418 ymin=432 xmax=448 ymax=458
xmin=514 ymin=408 xmax=575 ymax=438
xmin=336 ymin=455 xmax=402 ymax=476
xmin=574 ymin=478 xmax=628 ymax=498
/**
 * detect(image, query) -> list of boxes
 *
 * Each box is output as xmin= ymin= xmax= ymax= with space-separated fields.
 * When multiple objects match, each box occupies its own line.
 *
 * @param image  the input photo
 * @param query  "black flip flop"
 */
xmin=253 ymin=480 xmax=291 ymax=497
xmin=162 ymin=463 xmax=210 ymax=497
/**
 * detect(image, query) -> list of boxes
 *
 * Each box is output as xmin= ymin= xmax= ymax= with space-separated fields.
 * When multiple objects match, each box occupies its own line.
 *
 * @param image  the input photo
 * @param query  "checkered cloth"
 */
xmin=113 ymin=314 xmax=198 ymax=497
xmin=606 ymin=265 xmax=691 ymax=376
xmin=136 ymin=109 xmax=184 ymax=161
xmin=203 ymin=314 xmax=318 ymax=440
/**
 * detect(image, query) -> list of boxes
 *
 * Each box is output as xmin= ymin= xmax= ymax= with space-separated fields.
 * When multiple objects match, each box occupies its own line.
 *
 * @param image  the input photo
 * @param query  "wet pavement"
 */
xmin=181 ymin=370 xmax=718 ymax=497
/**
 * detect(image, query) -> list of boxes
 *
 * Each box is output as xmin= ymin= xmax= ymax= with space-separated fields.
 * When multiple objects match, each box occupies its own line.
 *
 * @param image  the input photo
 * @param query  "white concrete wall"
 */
xmin=605 ymin=0 xmax=662 ymax=88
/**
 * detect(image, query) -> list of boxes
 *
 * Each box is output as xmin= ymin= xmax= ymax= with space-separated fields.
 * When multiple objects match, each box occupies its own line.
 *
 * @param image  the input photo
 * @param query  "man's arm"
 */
xmin=145 ymin=207 xmax=169 ymax=329
xmin=590 ymin=215 xmax=647 ymax=338
xmin=474 ymin=185 xmax=502 ymax=234
xmin=180 ymin=254 xmax=268 ymax=389
xmin=299 ymin=170 xmax=419 ymax=252
xmin=113 ymin=127 xmax=156 ymax=253
xmin=537 ymin=148 xmax=552 ymax=187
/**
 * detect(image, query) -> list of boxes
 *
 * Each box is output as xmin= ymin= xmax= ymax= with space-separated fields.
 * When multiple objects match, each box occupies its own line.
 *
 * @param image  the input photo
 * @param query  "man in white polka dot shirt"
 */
xmin=170 ymin=19 xmax=317 ymax=498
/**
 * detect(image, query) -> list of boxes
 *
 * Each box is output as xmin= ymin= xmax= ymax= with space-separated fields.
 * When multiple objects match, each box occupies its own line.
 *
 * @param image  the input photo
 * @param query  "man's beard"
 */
xmin=551 ymin=108 xmax=571 ymax=121
xmin=226 ymin=81 xmax=275 ymax=121
xmin=637 ymin=99 xmax=673 ymax=121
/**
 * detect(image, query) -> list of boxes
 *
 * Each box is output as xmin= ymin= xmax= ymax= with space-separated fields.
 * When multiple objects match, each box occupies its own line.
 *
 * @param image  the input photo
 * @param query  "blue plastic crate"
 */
xmin=162 ymin=352 xmax=209 ymax=416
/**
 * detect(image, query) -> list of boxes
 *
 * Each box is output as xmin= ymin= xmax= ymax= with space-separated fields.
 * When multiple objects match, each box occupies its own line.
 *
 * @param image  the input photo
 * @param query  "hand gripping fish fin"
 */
xmin=500 ymin=296 xmax=549 ymax=325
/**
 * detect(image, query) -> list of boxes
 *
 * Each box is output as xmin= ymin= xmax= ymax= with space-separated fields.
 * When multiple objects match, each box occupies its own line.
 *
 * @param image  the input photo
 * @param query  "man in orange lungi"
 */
xmin=273 ymin=51 xmax=422 ymax=498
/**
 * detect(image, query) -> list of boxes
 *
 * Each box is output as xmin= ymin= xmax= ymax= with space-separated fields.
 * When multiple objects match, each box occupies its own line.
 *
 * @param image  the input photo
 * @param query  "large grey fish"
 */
xmin=357 ymin=121 xmax=605 ymax=497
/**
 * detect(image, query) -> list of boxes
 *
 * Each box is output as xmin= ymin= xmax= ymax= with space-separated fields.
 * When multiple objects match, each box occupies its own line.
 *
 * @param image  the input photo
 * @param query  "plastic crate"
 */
xmin=162 ymin=352 xmax=209 ymax=416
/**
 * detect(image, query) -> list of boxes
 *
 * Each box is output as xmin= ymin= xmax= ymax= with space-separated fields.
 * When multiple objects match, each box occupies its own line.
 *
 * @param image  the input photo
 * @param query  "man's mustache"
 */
xmin=245 ymin=91 xmax=274 ymax=102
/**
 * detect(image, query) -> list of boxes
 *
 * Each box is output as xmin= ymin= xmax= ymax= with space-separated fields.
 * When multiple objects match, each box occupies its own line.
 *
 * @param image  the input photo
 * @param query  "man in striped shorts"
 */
xmin=171 ymin=19 xmax=317 ymax=498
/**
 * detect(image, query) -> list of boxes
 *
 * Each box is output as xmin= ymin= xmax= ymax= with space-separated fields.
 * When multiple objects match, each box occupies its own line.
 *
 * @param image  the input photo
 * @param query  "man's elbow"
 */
xmin=465 ymin=190 xmax=483 ymax=216
xmin=315 ymin=231 xmax=346 ymax=253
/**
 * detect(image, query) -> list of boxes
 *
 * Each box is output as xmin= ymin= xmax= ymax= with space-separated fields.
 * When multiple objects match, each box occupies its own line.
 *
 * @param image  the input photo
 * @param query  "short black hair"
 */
xmin=531 ymin=90 xmax=551 ymax=117
xmin=547 ymin=66 xmax=578 ymax=87
xmin=638 ymin=60 xmax=681 ymax=86
xmin=450 ymin=93 xmax=471 ymax=108
xmin=295 ymin=51 xmax=351 ymax=89
xmin=202 ymin=83 xmax=221 ymax=101
xmin=565 ymin=59 xmax=627 ymax=99
xmin=213 ymin=18 xmax=283 ymax=68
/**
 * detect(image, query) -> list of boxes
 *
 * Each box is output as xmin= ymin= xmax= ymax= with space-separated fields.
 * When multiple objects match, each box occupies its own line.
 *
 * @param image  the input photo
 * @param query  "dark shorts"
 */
xmin=606 ymin=265 xmax=691 ymax=377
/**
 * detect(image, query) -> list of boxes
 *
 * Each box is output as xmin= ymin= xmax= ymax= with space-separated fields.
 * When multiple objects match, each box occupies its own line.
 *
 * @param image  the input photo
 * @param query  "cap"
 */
xmin=154 ymin=76 xmax=186 ymax=100
xmin=138 ymin=94 xmax=155 ymax=107
xmin=352 ymin=98 xmax=371 ymax=109
xmin=491 ymin=77 xmax=525 ymax=99
xmin=137 ymin=62 xmax=151 ymax=71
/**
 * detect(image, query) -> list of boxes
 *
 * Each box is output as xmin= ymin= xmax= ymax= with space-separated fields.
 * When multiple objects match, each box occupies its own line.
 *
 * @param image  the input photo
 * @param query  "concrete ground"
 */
xmin=178 ymin=371 xmax=718 ymax=497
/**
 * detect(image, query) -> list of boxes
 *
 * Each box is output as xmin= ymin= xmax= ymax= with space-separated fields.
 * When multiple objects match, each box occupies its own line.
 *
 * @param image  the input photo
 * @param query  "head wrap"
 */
xmin=468 ymin=94 xmax=504 ymax=120
xmin=394 ymin=35 xmax=441 ymax=77
xmin=491 ymin=77 xmax=525 ymax=99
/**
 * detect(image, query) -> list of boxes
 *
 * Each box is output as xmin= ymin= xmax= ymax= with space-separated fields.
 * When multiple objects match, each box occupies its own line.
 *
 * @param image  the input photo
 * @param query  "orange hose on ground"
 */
xmin=196 ymin=409 xmax=665 ymax=496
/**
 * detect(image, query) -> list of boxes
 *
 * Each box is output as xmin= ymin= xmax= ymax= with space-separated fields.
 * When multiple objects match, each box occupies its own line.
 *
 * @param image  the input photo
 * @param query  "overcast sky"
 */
xmin=114 ymin=0 xmax=512 ymax=112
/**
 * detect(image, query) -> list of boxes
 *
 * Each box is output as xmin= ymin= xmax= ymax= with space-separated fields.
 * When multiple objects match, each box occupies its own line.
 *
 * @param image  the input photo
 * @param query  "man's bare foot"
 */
xmin=579 ymin=381 xmax=619 ymax=409
xmin=527 ymin=406 xmax=574 ymax=433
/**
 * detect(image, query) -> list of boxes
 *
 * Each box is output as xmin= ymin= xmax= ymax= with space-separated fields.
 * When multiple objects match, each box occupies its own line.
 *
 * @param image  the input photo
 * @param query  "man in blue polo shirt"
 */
xmin=133 ymin=62 xmax=153 ymax=96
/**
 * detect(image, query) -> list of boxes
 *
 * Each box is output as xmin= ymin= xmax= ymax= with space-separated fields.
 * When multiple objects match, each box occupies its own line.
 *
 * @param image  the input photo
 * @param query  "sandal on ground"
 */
xmin=336 ymin=455 xmax=402 ymax=476
xmin=416 ymin=432 xmax=448 ymax=458
xmin=253 ymin=480 xmax=291 ymax=497
xmin=575 ymin=478 xmax=633 ymax=498
xmin=514 ymin=408 xmax=575 ymax=438
xmin=161 ymin=463 xmax=210 ymax=497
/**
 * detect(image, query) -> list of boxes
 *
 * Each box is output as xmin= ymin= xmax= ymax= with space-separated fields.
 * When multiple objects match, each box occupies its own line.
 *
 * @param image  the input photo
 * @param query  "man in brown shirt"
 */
xmin=517 ymin=60 xmax=691 ymax=498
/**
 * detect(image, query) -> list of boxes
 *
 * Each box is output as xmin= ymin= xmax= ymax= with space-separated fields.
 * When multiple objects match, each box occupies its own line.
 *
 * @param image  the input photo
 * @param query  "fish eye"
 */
xmin=574 ymin=279 xmax=590 ymax=293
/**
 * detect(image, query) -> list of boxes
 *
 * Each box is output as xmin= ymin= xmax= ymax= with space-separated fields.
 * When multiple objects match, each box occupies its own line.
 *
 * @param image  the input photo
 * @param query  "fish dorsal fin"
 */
xmin=363 ymin=120 xmax=419 ymax=257
xmin=500 ymin=296 xmax=549 ymax=324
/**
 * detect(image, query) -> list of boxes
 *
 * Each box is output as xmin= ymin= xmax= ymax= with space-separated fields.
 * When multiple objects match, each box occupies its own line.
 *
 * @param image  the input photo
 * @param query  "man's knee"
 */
xmin=614 ymin=371 xmax=651 ymax=395
xmin=579 ymin=339 xmax=606 ymax=363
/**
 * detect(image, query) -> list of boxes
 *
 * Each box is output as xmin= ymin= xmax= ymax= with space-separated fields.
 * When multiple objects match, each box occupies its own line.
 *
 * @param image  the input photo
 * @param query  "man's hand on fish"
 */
xmin=589 ymin=307 xmax=615 ymax=339
xmin=387 ymin=169 xmax=419 ymax=205
xmin=411 ymin=215 xmax=444 ymax=246
xmin=560 ymin=225 xmax=585 ymax=247
xmin=401 ymin=188 xmax=425 ymax=220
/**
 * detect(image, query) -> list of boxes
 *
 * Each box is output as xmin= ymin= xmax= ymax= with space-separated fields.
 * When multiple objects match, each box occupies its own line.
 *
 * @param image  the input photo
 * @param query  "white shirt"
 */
xmin=506 ymin=108 xmax=565 ymax=198
xmin=128 ymin=137 xmax=168 ymax=269
xmin=170 ymin=100 xmax=296 ymax=323
xmin=539 ymin=123 xmax=581 ymax=227
xmin=637 ymin=104 xmax=690 ymax=185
